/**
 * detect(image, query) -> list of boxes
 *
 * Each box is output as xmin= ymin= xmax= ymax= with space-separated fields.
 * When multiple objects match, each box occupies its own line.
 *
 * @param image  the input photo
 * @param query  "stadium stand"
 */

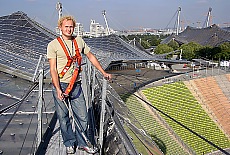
xmin=215 ymin=75 xmax=230 ymax=101
xmin=120 ymin=93 xmax=189 ymax=155
xmin=141 ymin=81 xmax=230 ymax=155
xmin=191 ymin=76 xmax=230 ymax=138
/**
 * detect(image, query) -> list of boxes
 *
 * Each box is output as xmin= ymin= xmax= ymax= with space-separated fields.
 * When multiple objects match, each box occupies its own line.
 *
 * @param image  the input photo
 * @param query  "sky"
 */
xmin=0 ymin=0 xmax=229 ymax=32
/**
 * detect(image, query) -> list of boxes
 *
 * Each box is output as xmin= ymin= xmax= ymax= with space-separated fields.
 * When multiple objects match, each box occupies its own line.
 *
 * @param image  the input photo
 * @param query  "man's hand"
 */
xmin=103 ymin=72 xmax=112 ymax=81
xmin=57 ymin=89 xmax=64 ymax=101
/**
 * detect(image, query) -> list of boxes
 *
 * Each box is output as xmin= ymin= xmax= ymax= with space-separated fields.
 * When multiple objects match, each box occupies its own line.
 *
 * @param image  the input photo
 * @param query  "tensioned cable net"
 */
xmin=0 ymin=11 xmax=188 ymax=82
xmin=85 ymin=34 xmax=154 ymax=61
xmin=0 ymin=11 xmax=157 ymax=81
xmin=161 ymin=24 xmax=230 ymax=47
xmin=0 ymin=11 xmax=56 ymax=81
xmin=84 ymin=34 xmax=189 ymax=70
xmin=0 ymin=11 xmax=164 ymax=155
xmin=0 ymin=11 xmax=230 ymax=155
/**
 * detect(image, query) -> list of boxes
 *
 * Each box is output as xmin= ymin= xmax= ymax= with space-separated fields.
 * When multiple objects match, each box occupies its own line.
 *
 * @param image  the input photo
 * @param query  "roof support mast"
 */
xmin=56 ymin=2 xmax=62 ymax=35
xmin=56 ymin=1 xmax=62 ymax=20
xmin=206 ymin=7 xmax=212 ymax=27
xmin=102 ymin=10 xmax=110 ymax=35
xmin=176 ymin=7 xmax=181 ymax=35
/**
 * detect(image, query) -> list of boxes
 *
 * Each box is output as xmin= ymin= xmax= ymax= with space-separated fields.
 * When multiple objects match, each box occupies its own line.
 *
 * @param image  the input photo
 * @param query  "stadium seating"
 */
xmin=141 ymin=81 xmax=230 ymax=154
xmin=120 ymin=93 xmax=189 ymax=155
xmin=192 ymin=76 xmax=230 ymax=137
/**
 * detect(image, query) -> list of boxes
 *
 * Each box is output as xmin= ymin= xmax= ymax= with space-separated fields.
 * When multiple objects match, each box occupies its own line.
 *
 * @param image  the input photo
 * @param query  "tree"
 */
xmin=168 ymin=39 xmax=179 ymax=50
xmin=154 ymin=44 xmax=173 ymax=54
xmin=148 ymin=37 xmax=161 ymax=46
xmin=141 ymin=40 xmax=151 ymax=49
xmin=180 ymin=42 xmax=203 ymax=60
xmin=217 ymin=42 xmax=230 ymax=60
xmin=197 ymin=46 xmax=212 ymax=59
xmin=122 ymin=34 xmax=166 ymax=49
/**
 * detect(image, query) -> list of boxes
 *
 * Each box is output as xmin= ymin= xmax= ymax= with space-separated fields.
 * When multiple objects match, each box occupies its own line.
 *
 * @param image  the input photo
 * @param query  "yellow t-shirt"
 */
xmin=47 ymin=36 xmax=90 ymax=83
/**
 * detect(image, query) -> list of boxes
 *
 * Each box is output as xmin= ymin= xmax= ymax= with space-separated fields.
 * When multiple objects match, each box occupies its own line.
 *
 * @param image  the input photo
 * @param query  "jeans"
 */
xmin=52 ymin=82 xmax=88 ymax=147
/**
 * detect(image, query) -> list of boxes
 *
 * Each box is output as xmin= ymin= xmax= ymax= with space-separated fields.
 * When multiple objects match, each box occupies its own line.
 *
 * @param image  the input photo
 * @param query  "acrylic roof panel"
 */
xmin=222 ymin=27 xmax=230 ymax=32
xmin=84 ymin=34 xmax=188 ymax=65
xmin=162 ymin=24 xmax=230 ymax=47
xmin=0 ymin=11 xmax=187 ymax=81
xmin=0 ymin=11 xmax=156 ymax=81
xmin=0 ymin=11 xmax=55 ymax=58
xmin=84 ymin=34 xmax=154 ymax=62
xmin=0 ymin=11 xmax=57 ymax=81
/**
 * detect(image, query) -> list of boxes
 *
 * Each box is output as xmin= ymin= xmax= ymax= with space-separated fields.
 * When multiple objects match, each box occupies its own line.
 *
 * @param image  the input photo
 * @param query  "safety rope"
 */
xmin=61 ymin=98 xmax=93 ymax=148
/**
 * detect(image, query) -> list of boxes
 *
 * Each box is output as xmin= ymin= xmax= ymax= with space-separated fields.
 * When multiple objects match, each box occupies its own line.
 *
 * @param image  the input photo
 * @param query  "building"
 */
xmin=90 ymin=19 xmax=106 ymax=37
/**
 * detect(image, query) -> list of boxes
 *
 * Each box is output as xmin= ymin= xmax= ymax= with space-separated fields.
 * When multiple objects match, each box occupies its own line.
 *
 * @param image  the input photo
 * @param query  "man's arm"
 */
xmin=48 ymin=58 xmax=64 ymax=100
xmin=86 ymin=52 xmax=112 ymax=80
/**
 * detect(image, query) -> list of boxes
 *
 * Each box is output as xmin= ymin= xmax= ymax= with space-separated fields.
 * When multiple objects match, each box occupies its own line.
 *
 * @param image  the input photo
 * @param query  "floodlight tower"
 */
xmin=102 ymin=10 xmax=110 ymax=35
xmin=176 ymin=7 xmax=181 ymax=35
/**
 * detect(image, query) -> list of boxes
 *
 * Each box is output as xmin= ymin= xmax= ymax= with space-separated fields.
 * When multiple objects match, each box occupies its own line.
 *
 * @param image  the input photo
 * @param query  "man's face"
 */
xmin=60 ymin=19 xmax=74 ymax=39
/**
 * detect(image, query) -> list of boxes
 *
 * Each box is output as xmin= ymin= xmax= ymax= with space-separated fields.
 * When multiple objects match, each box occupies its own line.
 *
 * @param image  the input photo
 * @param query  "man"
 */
xmin=47 ymin=15 xmax=111 ymax=154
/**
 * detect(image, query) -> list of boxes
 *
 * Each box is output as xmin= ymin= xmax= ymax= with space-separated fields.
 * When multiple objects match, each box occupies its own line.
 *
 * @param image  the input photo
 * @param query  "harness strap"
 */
xmin=73 ymin=38 xmax=82 ymax=68
xmin=56 ymin=37 xmax=83 ymax=96
xmin=70 ymin=84 xmax=82 ymax=100
xmin=57 ymin=37 xmax=82 ymax=78
xmin=64 ymin=68 xmax=80 ymax=95
xmin=57 ymin=37 xmax=72 ymax=78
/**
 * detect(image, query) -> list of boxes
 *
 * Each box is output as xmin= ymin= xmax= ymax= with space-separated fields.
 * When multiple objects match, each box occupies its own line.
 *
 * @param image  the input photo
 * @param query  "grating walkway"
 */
xmin=45 ymin=121 xmax=90 ymax=155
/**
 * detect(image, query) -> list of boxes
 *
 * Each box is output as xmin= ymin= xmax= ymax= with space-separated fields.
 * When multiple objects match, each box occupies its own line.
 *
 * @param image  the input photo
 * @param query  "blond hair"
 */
xmin=58 ymin=15 xmax=76 ymax=27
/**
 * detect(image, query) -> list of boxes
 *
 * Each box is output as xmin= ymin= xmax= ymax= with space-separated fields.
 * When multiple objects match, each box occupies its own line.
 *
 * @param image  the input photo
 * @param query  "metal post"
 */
xmin=87 ymin=59 xmax=92 ymax=86
xmin=37 ymin=69 xmax=44 ymax=147
xmin=32 ymin=55 xmax=43 ymax=82
xmin=91 ymin=67 xmax=96 ymax=102
xmin=99 ymin=78 xmax=107 ymax=155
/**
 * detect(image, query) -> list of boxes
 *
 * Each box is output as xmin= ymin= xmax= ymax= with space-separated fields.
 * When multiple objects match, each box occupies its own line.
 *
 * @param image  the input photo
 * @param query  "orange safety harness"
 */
xmin=57 ymin=36 xmax=82 ymax=96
